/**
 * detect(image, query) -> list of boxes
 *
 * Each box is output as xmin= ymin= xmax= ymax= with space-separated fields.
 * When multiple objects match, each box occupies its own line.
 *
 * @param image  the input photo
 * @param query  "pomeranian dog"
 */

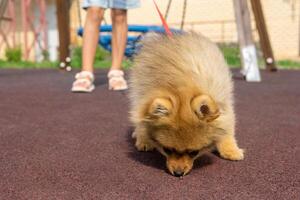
xmin=129 ymin=32 xmax=244 ymax=177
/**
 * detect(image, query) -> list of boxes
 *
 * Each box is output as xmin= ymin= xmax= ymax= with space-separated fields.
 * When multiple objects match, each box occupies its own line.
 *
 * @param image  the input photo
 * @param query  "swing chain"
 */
xmin=180 ymin=0 xmax=187 ymax=30
xmin=164 ymin=0 xmax=172 ymax=20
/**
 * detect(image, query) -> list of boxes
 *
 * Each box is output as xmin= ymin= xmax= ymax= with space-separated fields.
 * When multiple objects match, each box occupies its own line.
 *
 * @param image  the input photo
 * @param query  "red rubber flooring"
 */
xmin=0 ymin=69 xmax=299 ymax=199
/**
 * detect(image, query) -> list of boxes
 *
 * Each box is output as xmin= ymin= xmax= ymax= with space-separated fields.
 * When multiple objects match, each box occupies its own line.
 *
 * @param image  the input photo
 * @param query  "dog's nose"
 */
xmin=173 ymin=170 xmax=184 ymax=177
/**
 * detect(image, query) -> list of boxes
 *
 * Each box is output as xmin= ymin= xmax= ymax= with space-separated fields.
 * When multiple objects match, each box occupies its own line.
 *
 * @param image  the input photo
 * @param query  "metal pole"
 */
xmin=250 ymin=0 xmax=277 ymax=71
xmin=164 ymin=0 xmax=172 ymax=20
xmin=56 ymin=0 xmax=70 ymax=65
xmin=298 ymin=0 xmax=300 ymax=56
xmin=22 ymin=0 xmax=29 ymax=59
xmin=233 ymin=0 xmax=261 ymax=81
xmin=180 ymin=0 xmax=187 ymax=30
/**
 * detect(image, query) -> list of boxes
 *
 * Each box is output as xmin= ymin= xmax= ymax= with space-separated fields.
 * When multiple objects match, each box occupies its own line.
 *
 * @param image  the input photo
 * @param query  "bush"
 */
xmin=42 ymin=50 xmax=50 ymax=61
xmin=95 ymin=46 xmax=109 ymax=61
xmin=219 ymin=43 xmax=241 ymax=67
xmin=71 ymin=46 xmax=109 ymax=68
xmin=5 ymin=47 xmax=22 ymax=62
xmin=70 ymin=46 xmax=82 ymax=68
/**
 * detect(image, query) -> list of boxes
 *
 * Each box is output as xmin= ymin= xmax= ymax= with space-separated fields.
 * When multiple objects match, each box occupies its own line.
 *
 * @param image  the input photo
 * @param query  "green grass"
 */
xmin=219 ymin=44 xmax=241 ymax=68
xmin=71 ymin=59 xmax=132 ymax=69
xmin=69 ymin=46 xmax=132 ymax=69
xmin=0 ymin=59 xmax=131 ymax=69
xmin=277 ymin=60 xmax=300 ymax=69
xmin=219 ymin=44 xmax=300 ymax=69
xmin=0 ymin=59 xmax=132 ymax=69
xmin=0 ymin=60 xmax=59 ymax=69
xmin=0 ymin=45 xmax=299 ymax=70
xmin=0 ymin=46 xmax=132 ymax=69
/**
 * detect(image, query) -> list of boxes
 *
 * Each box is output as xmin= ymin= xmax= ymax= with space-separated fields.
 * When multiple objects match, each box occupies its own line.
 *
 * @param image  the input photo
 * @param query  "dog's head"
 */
xmin=142 ymin=89 xmax=222 ymax=177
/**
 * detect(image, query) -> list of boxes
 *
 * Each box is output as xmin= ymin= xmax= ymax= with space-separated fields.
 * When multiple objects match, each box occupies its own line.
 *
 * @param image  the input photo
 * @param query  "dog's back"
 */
xmin=129 ymin=32 xmax=244 ymax=175
xmin=129 ymin=32 xmax=233 ymax=123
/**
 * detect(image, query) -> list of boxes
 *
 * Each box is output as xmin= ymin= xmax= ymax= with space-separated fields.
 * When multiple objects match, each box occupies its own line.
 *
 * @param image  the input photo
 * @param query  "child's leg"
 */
xmin=82 ymin=7 xmax=104 ymax=72
xmin=107 ymin=9 xmax=128 ymax=90
xmin=110 ymin=9 xmax=128 ymax=70
xmin=72 ymin=7 xmax=104 ymax=92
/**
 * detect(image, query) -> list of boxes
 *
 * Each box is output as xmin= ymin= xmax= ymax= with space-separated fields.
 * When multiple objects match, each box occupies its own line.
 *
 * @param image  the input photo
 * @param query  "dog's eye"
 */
xmin=163 ymin=147 xmax=172 ymax=155
xmin=188 ymin=150 xmax=199 ymax=157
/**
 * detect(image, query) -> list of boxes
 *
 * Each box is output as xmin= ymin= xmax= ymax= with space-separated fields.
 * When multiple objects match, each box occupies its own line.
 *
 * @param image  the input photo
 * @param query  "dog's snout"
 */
xmin=173 ymin=170 xmax=184 ymax=177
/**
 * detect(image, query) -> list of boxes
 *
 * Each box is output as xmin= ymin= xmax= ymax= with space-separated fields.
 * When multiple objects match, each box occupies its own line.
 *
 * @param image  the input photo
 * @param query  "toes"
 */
xmin=132 ymin=131 xmax=137 ymax=139
xmin=220 ymin=148 xmax=244 ymax=161
xmin=135 ymin=142 xmax=154 ymax=152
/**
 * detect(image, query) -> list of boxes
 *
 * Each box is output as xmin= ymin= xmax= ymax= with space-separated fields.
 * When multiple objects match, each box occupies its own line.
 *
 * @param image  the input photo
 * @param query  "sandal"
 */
xmin=107 ymin=69 xmax=128 ymax=91
xmin=71 ymin=71 xmax=95 ymax=92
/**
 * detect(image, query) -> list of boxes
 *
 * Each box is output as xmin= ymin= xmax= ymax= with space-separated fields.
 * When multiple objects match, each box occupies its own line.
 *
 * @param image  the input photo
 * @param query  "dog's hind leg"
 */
xmin=132 ymin=124 xmax=155 ymax=152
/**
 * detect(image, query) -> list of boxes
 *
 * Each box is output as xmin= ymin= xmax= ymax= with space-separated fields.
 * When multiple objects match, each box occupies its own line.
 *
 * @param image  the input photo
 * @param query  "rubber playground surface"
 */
xmin=0 ymin=69 xmax=299 ymax=199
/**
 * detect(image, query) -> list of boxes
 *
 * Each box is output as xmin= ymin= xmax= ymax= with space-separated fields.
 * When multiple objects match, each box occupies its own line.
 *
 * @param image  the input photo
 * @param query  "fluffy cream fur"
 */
xmin=129 ymin=32 xmax=244 ymax=176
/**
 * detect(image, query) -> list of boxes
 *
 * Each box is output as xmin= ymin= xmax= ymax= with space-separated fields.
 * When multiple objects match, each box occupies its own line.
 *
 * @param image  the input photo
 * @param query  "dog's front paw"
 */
xmin=135 ymin=140 xmax=154 ymax=152
xmin=219 ymin=147 xmax=244 ymax=161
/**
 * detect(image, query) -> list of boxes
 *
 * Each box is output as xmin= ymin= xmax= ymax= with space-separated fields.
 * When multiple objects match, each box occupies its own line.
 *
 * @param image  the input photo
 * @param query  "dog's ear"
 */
xmin=148 ymin=98 xmax=172 ymax=117
xmin=191 ymin=94 xmax=220 ymax=122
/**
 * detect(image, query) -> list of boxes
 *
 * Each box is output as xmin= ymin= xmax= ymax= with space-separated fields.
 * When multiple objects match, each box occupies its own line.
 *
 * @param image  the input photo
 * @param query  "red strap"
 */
xmin=153 ymin=0 xmax=173 ymax=36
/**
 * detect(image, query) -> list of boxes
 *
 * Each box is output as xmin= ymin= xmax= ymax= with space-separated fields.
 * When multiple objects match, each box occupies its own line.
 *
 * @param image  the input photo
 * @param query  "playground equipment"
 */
xmin=77 ymin=25 xmax=181 ymax=58
xmin=1 ymin=0 xmax=277 ymax=81
xmin=0 ymin=0 xmax=48 ymax=60
xmin=0 ymin=0 xmax=15 ymax=50
xmin=76 ymin=0 xmax=184 ymax=58
xmin=74 ymin=0 xmax=276 ymax=82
